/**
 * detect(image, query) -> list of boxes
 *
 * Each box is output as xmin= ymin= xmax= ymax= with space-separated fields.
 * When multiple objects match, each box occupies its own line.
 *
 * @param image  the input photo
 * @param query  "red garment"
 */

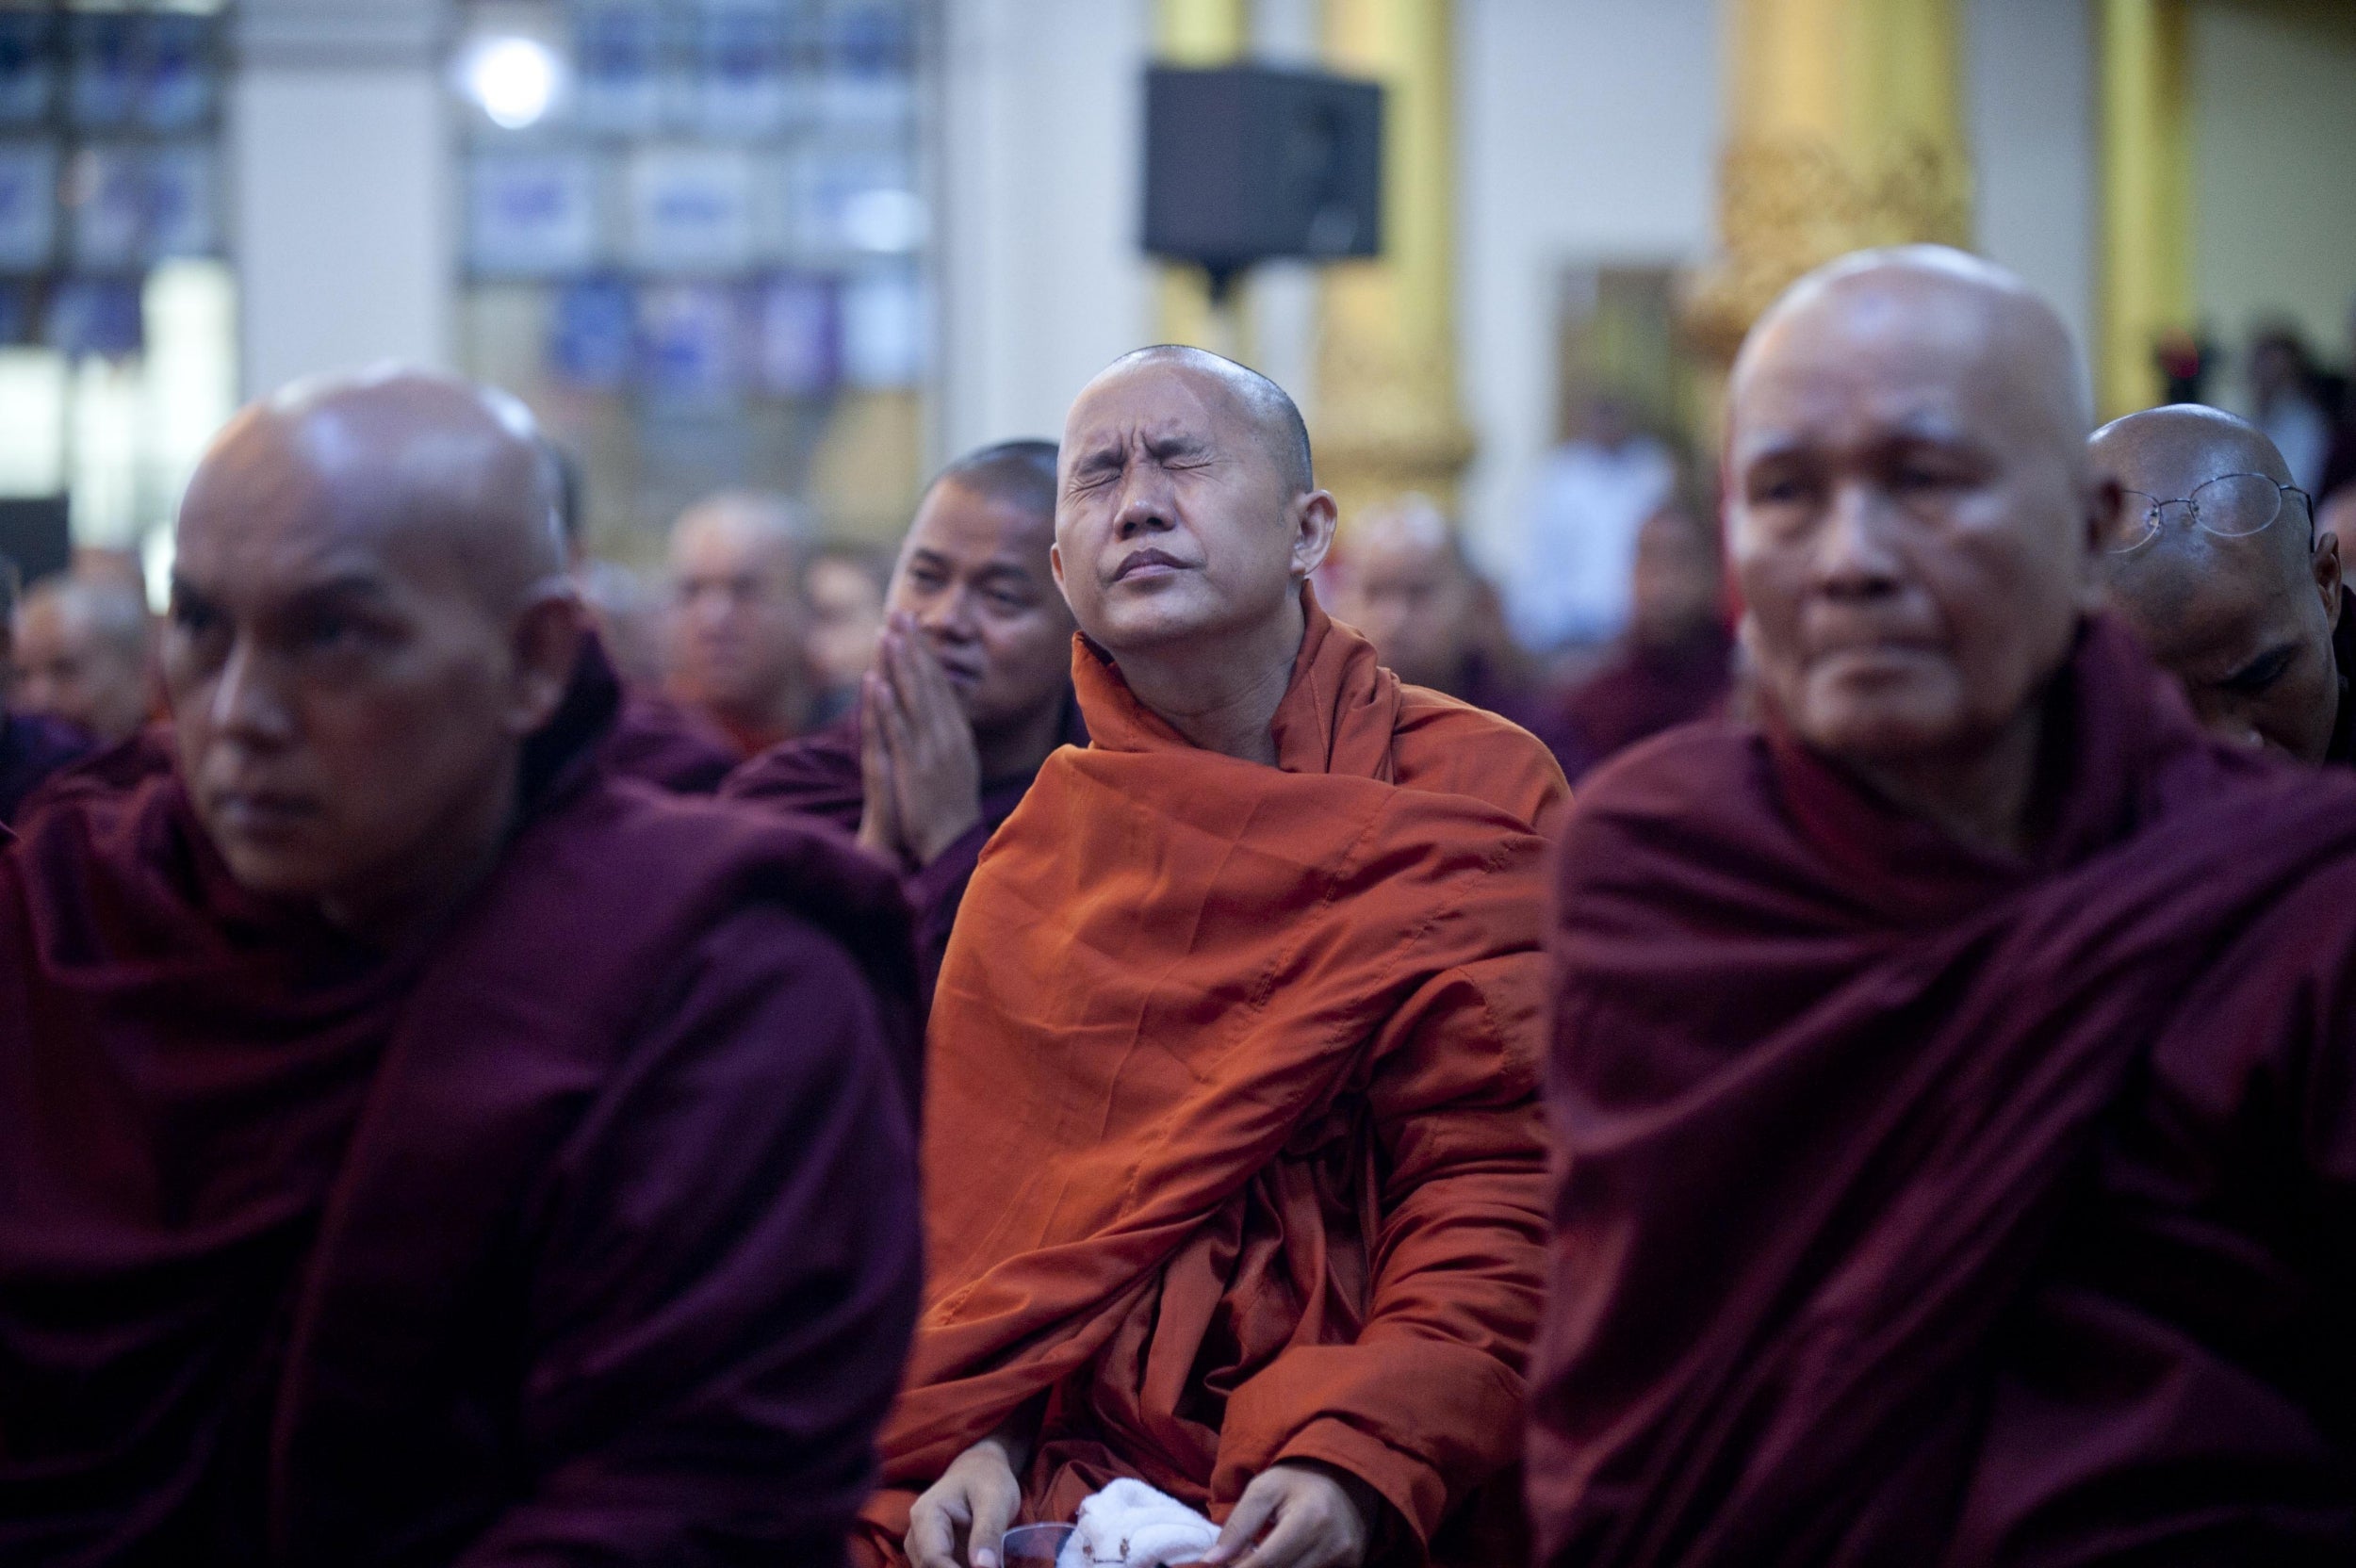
xmin=0 ymin=650 xmax=925 ymax=1565
xmin=0 ymin=710 xmax=92 ymax=825
xmin=600 ymin=688 xmax=740 ymax=793
xmin=1550 ymin=623 xmax=1733 ymax=784
xmin=1527 ymin=616 xmax=2356 ymax=1566
xmin=860 ymin=590 xmax=1565 ymax=1564
xmin=722 ymin=694 xmax=1089 ymax=988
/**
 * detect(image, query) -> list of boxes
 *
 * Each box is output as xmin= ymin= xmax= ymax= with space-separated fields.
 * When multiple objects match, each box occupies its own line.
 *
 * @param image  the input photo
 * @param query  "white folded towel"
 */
xmin=1055 ymin=1478 xmax=1221 ymax=1568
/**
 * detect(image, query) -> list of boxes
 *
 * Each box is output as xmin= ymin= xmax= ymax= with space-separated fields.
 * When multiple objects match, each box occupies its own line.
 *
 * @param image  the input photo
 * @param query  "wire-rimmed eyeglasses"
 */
xmin=2107 ymin=473 xmax=2315 ymax=555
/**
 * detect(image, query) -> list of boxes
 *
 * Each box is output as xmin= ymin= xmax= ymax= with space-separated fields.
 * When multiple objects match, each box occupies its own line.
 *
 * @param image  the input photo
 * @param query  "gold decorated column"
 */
xmin=1155 ymin=0 xmax=1252 ymax=354
xmin=2097 ymin=0 xmax=2191 ymax=419
xmin=1686 ymin=0 xmax=1972 ymax=360
xmin=1312 ymin=0 xmax=1473 ymax=524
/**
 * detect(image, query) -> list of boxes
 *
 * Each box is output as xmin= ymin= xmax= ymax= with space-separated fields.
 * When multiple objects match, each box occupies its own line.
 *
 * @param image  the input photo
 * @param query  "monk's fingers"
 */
xmin=964 ymin=1471 xmax=1021 ymax=1568
xmin=904 ymin=1488 xmax=968 ymax=1568
xmin=1206 ymin=1477 xmax=1284 ymax=1564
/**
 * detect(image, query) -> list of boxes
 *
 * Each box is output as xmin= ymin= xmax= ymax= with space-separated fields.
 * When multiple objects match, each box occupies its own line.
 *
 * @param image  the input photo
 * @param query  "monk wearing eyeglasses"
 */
xmin=2091 ymin=403 xmax=2350 ymax=762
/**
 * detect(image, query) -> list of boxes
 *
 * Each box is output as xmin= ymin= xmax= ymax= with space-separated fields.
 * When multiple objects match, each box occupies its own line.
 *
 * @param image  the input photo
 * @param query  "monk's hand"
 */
xmin=875 ymin=614 xmax=984 ymax=866
xmin=906 ymin=1435 xmax=1023 ymax=1568
xmin=854 ymin=666 xmax=905 ymax=864
xmin=1204 ymin=1463 xmax=1371 ymax=1568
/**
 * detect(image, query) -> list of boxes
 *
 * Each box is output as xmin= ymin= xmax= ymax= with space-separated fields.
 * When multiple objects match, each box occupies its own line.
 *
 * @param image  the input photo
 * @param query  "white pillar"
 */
xmin=231 ymin=0 xmax=453 ymax=397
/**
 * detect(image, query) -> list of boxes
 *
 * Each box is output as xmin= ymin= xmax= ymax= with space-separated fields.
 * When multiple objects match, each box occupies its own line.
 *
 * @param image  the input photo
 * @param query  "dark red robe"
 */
xmin=1548 ymin=622 xmax=1733 ymax=784
xmin=599 ymin=688 xmax=741 ymax=795
xmin=0 ymin=709 xmax=92 ymax=825
xmin=0 ymin=648 xmax=926 ymax=1566
xmin=721 ymin=695 xmax=1088 ymax=987
xmin=1528 ymin=616 xmax=2356 ymax=1566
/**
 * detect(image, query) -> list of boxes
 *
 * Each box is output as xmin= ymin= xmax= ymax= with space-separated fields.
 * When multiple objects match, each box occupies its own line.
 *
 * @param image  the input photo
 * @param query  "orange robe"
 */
xmin=859 ymin=591 xmax=1565 ymax=1563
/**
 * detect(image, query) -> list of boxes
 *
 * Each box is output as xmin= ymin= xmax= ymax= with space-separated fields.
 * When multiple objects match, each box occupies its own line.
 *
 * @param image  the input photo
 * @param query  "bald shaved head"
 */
xmin=2091 ymin=404 xmax=2342 ymax=760
xmin=167 ymin=368 xmax=585 ymax=937
xmin=13 ymin=574 xmax=154 ymax=743
xmin=1053 ymin=346 xmax=1338 ymax=760
xmin=195 ymin=368 xmax=569 ymax=617
xmin=1100 ymin=345 xmax=1314 ymax=497
xmin=1726 ymin=245 xmax=2112 ymax=850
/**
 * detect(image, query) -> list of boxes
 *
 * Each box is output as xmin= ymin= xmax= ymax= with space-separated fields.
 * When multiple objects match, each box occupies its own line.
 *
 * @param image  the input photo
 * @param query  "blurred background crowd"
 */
xmin=3 ymin=0 xmax=2353 ymax=798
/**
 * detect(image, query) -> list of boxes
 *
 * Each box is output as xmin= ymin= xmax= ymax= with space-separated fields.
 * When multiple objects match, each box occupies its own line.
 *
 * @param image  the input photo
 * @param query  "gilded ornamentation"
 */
xmin=1684 ymin=130 xmax=1972 ymax=360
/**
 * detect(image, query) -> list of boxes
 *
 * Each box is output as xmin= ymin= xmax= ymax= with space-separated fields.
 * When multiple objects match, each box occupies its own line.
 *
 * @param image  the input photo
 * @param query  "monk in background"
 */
xmin=0 ymin=559 xmax=92 ymax=823
xmin=0 ymin=369 xmax=924 ymax=1564
xmin=2091 ymin=404 xmax=2348 ymax=762
xmin=545 ymin=441 xmax=742 ymax=792
xmin=726 ymin=440 xmax=1082 ymax=985
xmin=666 ymin=489 xmax=818 ymax=756
xmin=1528 ymin=248 xmax=2356 ymax=1564
xmin=1550 ymin=496 xmax=1733 ymax=781
xmin=869 ymin=347 xmax=1562 ymax=1568
xmin=1326 ymin=496 xmax=1562 ymax=755
xmin=12 ymin=572 xmax=155 ymax=745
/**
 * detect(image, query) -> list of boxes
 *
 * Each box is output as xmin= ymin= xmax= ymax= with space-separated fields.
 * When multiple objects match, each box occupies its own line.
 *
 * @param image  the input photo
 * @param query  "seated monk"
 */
xmin=0 ymin=562 xmax=93 ymax=824
xmin=1327 ymin=496 xmax=1564 ymax=755
xmin=542 ymin=439 xmax=741 ymax=792
xmin=2090 ymin=404 xmax=2350 ymax=763
xmin=667 ymin=489 xmax=818 ymax=757
xmin=0 ymin=369 xmax=924 ymax=1564
xmin=866 ymin=347 xmax=1565 ymax=1568
xmin=1526 ymin=248 xmax=2356 ymax=1564
xmin=12 ymin=572 xmax=156 ymax=746
xmin=1550 ymin=498 xmax=1733 ymax=782
xmin=725 ymin=440 xmax=1083 ymax=985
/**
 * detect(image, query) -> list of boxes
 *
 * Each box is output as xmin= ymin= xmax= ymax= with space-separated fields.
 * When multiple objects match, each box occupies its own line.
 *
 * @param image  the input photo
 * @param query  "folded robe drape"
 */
xmin=0 ymin=645 xmax=927 ymax=1565
xmin=1527 ymin=616 xmax=2356 ymax=1566
xmin=860 ymin=589 xmax=1567 ymax=1565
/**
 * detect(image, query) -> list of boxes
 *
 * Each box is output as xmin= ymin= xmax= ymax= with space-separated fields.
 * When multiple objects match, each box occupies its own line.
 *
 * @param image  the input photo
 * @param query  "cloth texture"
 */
xmin=1527 ymin=615 xmax=2356 ymax=1567
xmin=0 ymin=709 xmax=93 ymax=825
xmin=0 ymin=644 xmax=927 ymax=1566
xmin=1055 ymin=1478 xmax=1219 ymax=1568
xmin=859 ymin=587 xmax=1566 ymax=1567
xmin=1551 ymin=623 xmax=1733 ymax=784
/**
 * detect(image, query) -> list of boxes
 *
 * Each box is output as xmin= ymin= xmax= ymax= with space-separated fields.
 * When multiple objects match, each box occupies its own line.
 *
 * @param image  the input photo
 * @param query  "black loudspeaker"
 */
xmin=0 ymin=498 xmax=71 ymax=590
xmin=1142 ymin=64 xmax=1383 ymax=292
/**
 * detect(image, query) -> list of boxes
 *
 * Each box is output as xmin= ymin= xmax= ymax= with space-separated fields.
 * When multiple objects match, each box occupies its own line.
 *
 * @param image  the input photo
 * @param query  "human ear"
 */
xmin=1289 ymin=490 xmax=1339 ymax=580
xmin=504 ymin=590 xmax=586 ymax=736
xmin=2075 ymin=474 xmax=2124 ymax=611
xmin=2315 ymin=529 xmax=2343 ymax=629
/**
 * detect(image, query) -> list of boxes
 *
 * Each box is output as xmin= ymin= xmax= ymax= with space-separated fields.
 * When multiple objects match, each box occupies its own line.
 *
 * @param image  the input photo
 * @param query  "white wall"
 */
xmin=1454 ymin=0 xmax=1722 ymax=566
xmin=1967 ymin=0 xmax=2098 ymax=367
xmin=931 ymin=0 xmax=1157 ymax=461
xmin=232 ymin=1 xmax=453 ymax=396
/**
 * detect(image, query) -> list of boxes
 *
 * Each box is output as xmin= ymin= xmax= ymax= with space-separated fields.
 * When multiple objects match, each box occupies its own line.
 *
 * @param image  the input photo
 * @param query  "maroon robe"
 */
xmin=1549 ymin=622 xmax=1733 ymax=784
xmin=721 ymin=694 xmax=1088 ymax=986
xmin=0 ymin=647 xmax=925 ymax=1566
xmin=599 ymin=688 xmax=741 ymax=795
xmin=0 ymin=709 xmax=93 ymax=825
xmin=1528 ymin=616 xmax=2356 ymax=1566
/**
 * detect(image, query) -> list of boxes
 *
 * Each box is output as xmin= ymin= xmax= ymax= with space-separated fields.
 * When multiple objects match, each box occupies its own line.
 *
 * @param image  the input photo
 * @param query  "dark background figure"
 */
xmin=11 ymin=573 xmax=155 ymax=747
xmin=0 ymin=556 xmax=95 ymax=825
xmin=1326 ymin=495 xmax=1568 ymax=754
xmin=545 ymin=439 xmax=741 ymax=793
xmin=725 ymin=440 xmax=1083 ymax=991
xmin=2247 ymin=321 xmax=2336 ymax=495
xmin=0 ymin=370 xmax=925 ymax=1565
xmin=665 ymin=489 xmax=818 ymax=758
xmin=1550 ymin=496 xmax=1733 ymax=782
